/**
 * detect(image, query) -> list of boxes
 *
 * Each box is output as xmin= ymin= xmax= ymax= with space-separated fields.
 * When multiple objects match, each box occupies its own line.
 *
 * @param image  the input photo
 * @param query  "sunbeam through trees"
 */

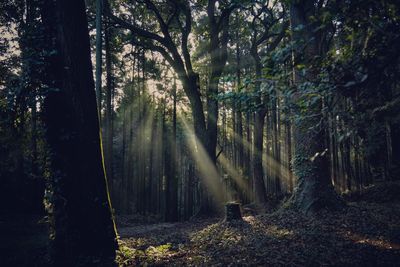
xmin=1 ymin=0 xmax=400 ymax=266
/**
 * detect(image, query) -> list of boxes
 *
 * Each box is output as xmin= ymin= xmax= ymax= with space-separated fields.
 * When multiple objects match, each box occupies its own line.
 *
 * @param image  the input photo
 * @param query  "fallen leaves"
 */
xmin=117 ymin=197 xmax=400 ymax=266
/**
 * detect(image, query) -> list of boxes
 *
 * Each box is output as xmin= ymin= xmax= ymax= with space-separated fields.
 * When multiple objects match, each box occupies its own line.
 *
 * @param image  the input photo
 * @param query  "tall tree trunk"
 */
xmin=206 ymin=0 xmax=230 ymax=164
xmin=120 ymin=105 xmax=127 ymax=212
xmin=194 ymin=0 xmax=232 ymax=214
xmin=251 ymin=48 xmax=268 ymax=206
xmin=95 ymin=0 xmax=102 ymax=114
xmin=285 ymin=107 xmax=293 ymax=192
xmin=31 ymin=96 xmax=38 ymax=175
xmin=41 ymin=0 xmax=117 ymax=265
xmin=235 ymin=19 xmax=243 ymax=173
xmin=147 ymin=103 xmax=155 ymax=213
xmin=166 ymin=79 xmax=178 ymax=221
xmin=126 ymin=49 xmax=137 ymax=213
xmin=272 ymin=94 xmax=281 ymax=195
xmin=253 ymin=110 xmax=268 ymax=205
xmin=289 ymin=0 xmax=343 ymax=214
xmin=104 ymin=15 xmax=114 ymax=193
xmin=245 ymin=109 xmax=252 ymax=198
xmin=390 ymin=121 xmax=400 ymax=179
xmin=22 ymin=0 xmax=39 ymax=178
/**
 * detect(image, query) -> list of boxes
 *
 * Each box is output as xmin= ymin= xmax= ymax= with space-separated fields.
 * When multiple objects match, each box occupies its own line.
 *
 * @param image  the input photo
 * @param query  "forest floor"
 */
xmin=2 ymin=182 xmax=400 ymax=266
xmin=117 ymin=183 xmax=400 ymax=266
xmin=0 ymin=214 xmax=48 ymax=266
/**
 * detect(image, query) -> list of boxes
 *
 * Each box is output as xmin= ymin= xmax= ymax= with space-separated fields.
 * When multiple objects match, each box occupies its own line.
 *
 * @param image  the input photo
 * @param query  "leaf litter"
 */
xmin=117 ymin=185 xmax=400 ymax=266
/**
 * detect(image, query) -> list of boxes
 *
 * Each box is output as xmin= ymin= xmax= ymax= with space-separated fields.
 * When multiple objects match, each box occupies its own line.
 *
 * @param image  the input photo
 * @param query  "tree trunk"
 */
xmin=95 ymin=0 xmax=102 ymax=114
xmin=390 ymin=121 xmax=400 ymax=179
xmin=251 ymin=48 xmax=268 ymax=206
xmin=104 ymin=15 xmax=114 ymax=192
xmin=235 ymin=20 xmax=243 ymax=172
xmin=40 ymin=0 xmax=117 ymax=265
xmin=253 ymin=110 xmax=268 ymax=205
xmin=285 ymin=108 xmax=293 ymax=192
xmin=245 ymin=110 xmax=252 ymax=196
xmin=289 ymin=0 xmax=343 ymax=214
xmin=166 ymin=79 xmax=178 ymax=222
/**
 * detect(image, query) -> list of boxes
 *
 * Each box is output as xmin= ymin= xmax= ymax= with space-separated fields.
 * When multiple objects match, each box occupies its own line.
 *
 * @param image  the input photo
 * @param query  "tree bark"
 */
xmin=235 ymin=18 xmax=243 ymax=172
xmin=289 ymin=0 xmax=343 ymax=214
xmin=253 ymin=110 xmax=268 ymax=205
xmin=95 ymin=0 xmax=103 ymax=114
xmin=104 ymin=15 xmax=114 ymax=193
xmin=251 ymin=46 xmax=268 ymax=206
xmin=166 ymin=79 xmax=178 ymax=222
xmin=41 ymin=0 xmax=117 ymax=265
xmin=272 ymin=94 xmax=281 ymax=195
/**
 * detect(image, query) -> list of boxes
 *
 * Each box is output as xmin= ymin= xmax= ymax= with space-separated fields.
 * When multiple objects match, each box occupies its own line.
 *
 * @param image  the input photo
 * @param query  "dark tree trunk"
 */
xmin=251 ymin=47 xmax=268 ymax=206
xmin=120 ymin=105 xmax=127 ymax=212
xmin=253 ymin=110 xmax=268 ymax=205
xmin=166 ymin=80 xmax=179 ymax=222
xmin=285 ymin=109 xmax=293 ymax=192
xmin=31 ymin=97 xmax=38 ymax=175
xmin=103 ymin=16 xmax=114 ymax=188
xmin=206 ymin=0 xmax=230 ymax=166
xmin=95 ymin=0 xmax=103 ymax=113
xmin=40 ymin=0 xmax=117 ymax=265
xmin=235 ymin=20 xmax=243 ymax=172
xmin=126 ymin=50 xmax=136 ymax=213
xmin=245 ymin=110 xmax=252 ymax=197
xmin=271 ymin=93 xmax=281 ymax=196
xmin=390 ymin=121 xmax=400 ymax=179
xmin=104 ymin=15 xmax=114 ymax=192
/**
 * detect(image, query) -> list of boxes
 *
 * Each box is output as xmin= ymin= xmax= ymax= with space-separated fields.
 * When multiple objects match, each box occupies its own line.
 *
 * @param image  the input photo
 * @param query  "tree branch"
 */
xmin=177 ymin=1 xmax=194 ymax=74
xmin=104 ymin=2 xmax=167 ymax=47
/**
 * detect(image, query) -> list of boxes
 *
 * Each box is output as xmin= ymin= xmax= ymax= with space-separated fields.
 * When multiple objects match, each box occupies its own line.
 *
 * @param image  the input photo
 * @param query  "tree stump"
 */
xmin=224 ymin=202 xmax=242 ymax=221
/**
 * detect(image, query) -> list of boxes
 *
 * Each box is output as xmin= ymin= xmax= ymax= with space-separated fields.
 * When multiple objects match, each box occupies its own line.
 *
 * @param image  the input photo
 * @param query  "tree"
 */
xmin=165 ymin=78 xmax=179 ymax=221
xmin=95 ymin=0 xmax=103 ymax=113
xmin=105 ymin=0 xmax=237 ymax=211
xmin=40 ymin=0 xmax=117 ymax=265
xmin=289 ymin=0 xmax=343 ymax=214
xmin=0 ymin=0 xmax=46 ymax=214
xmin=247 ymin=1 xmax=287 ymax=205
xmin=104 ymin=13 xmax=115 ymax=193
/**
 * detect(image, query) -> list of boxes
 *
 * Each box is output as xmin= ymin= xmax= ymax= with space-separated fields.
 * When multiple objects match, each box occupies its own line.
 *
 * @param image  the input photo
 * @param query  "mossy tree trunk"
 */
xmin=289 ymin=0 xmax=343 ymax=214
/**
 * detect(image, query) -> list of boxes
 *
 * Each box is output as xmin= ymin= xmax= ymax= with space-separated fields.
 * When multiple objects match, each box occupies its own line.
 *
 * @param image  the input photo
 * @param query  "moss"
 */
xmin=116 ymin=240 xmax=139 ymax=266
